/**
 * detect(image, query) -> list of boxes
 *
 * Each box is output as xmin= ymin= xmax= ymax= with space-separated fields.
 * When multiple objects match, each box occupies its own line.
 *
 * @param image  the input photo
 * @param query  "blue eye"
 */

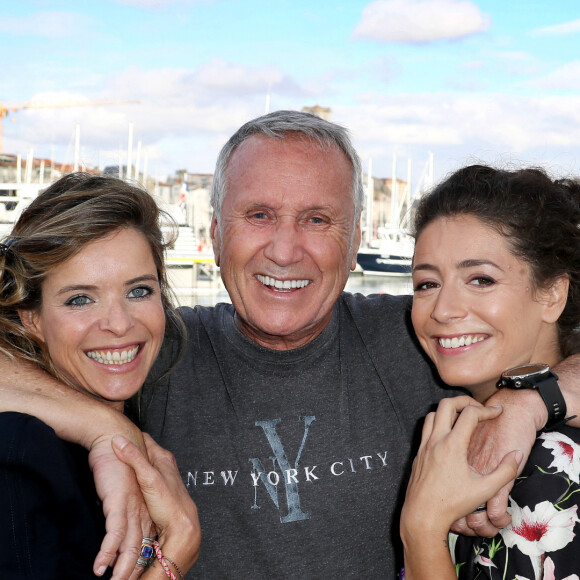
xmin=65 ymin=295 xmax=92 ymax=307
xmin=128 ymin=286 xmax=153 ymax=299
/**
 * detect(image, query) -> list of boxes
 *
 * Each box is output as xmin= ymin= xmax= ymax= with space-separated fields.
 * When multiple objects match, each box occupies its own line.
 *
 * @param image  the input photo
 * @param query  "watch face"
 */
xmin=502 ymin=363 xmax=550 ymax=379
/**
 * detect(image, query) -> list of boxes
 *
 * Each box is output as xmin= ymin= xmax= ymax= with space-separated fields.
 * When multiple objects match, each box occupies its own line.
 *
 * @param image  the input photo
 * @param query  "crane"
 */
xmin=0 ymin=98 xmax=139 ymax=154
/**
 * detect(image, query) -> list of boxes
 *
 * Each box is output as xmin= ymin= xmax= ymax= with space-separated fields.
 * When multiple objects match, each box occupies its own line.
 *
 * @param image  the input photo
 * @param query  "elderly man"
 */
xmin=0 ymin=111 xmax=577 ymax=578
xmin=135 ymin=111 xmax=450 ymax=576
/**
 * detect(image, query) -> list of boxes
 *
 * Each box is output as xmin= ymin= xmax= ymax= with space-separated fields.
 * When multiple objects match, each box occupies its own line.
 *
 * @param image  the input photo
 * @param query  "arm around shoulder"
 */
xmin=0 ymin=352 xmax=143 ymax=449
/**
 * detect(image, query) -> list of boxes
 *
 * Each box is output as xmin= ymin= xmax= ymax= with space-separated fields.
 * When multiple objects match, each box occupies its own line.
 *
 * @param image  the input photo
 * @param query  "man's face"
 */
xmin=211 ymin=134 xmax=361 ymax=350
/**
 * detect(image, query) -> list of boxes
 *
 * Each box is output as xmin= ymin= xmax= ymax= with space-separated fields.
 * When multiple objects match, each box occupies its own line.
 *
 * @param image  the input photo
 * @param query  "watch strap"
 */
xmin=536 ymin=374 xmax=567 ymax=431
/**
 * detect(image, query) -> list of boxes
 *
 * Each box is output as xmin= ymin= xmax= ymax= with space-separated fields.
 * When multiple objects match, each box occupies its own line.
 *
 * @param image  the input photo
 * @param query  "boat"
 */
xmin=356 ymin=226 xmax=414 ymax=275
xmin=356 ymin=153 xmax=433 ymax=276
xmin=0 ymin=182 xmax=45 ymax=238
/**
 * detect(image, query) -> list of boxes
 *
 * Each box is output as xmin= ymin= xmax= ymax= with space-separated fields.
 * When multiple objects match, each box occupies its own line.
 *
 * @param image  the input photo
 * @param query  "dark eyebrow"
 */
xmin=412 ymin=258 xmax=504 ymax=274
xmin=457 ymin=259 xmax=504 ymax=271
xmin=56 ymin=274 xmax=159 ymax=296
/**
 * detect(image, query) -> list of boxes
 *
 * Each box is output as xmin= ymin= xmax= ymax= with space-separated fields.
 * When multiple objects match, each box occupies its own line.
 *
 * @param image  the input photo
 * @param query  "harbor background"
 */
xmin=170 ymin=270 xmax=413 ymax=308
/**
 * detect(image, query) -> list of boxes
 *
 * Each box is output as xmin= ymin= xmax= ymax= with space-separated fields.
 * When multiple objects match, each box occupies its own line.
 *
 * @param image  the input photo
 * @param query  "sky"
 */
xmin=2 ymin=0 xmax=580 ymax=190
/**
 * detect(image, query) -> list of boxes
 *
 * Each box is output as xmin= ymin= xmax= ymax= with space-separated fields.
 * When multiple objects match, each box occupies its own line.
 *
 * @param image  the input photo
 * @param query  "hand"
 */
xmin=89 ymin=433 xmax=154 ymax=580
xmin=112 ymin=434 xmax=201 ymax=576
xmin=554 ymin=354 xmax=580 ymax=428
xmin=451 ymin=388 xmax=540 ymax=537
xmin=402 ymin=396 xmax=522 ymax=540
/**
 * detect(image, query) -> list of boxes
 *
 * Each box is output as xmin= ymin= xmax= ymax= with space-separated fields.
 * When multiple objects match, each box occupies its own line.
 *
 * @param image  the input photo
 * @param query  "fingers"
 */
xmin=94 ymin=528 xmax=123 ymax=576
xmin=449 ymin=517 xmax=477 ymax=536
xmin=112 ymin=434 xmax=179 ymax=505
xmin=109 ymin=499 xmax=155 ymax=580
xmin=93 ymin=485 xmax=147 ymax=580
xmin=464 ymin=511 xmax=500 ymax=537
xmin=486 ymin=485 xmax=513 ymax=530
xmin=109 ymin=545 xmax=141 ymax=580
xmin=436 ymin=395 xmax=483 ymax=418
xmin=427 ymin=401 xmax=504 ymax=454
xmin=486 ymin=462 xmax=517 ymax=529
xmin=449 ymin=450 xmax=521 ymax=538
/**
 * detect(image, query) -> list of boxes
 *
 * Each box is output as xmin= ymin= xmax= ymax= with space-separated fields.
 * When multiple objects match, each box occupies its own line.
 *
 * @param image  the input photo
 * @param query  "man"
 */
xmin=0 ymin=111 xmax=577 ymax=578
xmin=135 ymin=111 xmax=451 ymax=576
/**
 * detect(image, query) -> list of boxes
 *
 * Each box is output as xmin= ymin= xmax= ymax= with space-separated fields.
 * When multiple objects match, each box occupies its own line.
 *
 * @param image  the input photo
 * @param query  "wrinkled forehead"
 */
xmin=223 ymin=134 xmax=354 ymax=204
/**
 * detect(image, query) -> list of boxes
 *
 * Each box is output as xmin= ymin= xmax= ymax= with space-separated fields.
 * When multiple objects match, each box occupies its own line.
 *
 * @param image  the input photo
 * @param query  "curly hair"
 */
xmin=413 ymin=164 xmax=580 ymax=357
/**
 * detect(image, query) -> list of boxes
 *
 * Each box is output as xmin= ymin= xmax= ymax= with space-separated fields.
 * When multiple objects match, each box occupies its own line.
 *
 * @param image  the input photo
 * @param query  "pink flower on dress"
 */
xmin=473 ymin=546 xmax=496 ymax=568
xmin=515 ymin=556 xmax=579 ymax=580
xmin=540 ymin=432 xmax=580 ymax=483
xmin=500 ymin=499 xmax=578 ymax=579
xmin=543 ymin=555 xmax=580 ymax=580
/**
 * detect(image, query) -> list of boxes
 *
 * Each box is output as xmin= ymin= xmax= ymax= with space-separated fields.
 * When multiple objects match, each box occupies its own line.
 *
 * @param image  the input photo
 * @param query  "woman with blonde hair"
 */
xmin=0 ymin=172 xmax=200 ymax=579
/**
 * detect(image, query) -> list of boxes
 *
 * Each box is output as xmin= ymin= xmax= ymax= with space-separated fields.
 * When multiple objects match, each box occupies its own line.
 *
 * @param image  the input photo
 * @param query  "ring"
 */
xmin=472 ymin=503 xmax=487 ymax=513
xmin=137 ymin=537 xmax=155 ymax=566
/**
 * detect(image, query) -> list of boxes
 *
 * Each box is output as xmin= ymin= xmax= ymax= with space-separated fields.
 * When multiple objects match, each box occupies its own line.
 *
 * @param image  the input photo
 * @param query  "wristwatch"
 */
xmin=497 ymin=363 xmax=567 ymax=431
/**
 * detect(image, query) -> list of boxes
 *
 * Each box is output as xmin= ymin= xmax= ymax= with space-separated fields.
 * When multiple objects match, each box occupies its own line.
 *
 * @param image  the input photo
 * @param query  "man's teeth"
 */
xmin=438 ymin=335 xmax=485 ymax=349
xmin=86 ymin=346 xmax=140 ymax=365
xmin=257 ymin=274 xmax=311 ymax=290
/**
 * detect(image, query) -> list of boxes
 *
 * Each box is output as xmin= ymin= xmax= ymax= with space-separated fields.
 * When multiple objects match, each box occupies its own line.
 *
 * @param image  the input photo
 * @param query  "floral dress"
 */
xmin=451 ymin=426 xmax=580 ymax=580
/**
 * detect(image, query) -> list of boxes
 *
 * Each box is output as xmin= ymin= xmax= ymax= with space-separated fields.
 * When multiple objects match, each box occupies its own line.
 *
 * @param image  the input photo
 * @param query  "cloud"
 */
xmin=112 ymin=0 xmax=209 ymax=8
xmin=525 ymin=61 xmax=580 ymax=91
xmin=353 ymin=0 xmax=490 ymax=44
xmin=6 ymin=67 xmax=580 ymax=182
xmin=0 ymin=11 xmax=94 ymax=38
xmin=333 ymin=91 xmax=580 ymax=182
xmin=533 ymin=19 xmax=580 ymax=36
xmin=105 ymin=60 xmax=315 ymax=109
xmin=2 ymin=61 xmax=314 ymax=174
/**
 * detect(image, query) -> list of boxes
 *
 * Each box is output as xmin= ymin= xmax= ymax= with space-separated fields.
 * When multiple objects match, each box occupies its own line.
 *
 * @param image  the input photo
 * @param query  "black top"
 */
xmin=0 ymin=411 xmax=111 ymax=579
xmin=453 ymin=425 xmax=580 ymax=579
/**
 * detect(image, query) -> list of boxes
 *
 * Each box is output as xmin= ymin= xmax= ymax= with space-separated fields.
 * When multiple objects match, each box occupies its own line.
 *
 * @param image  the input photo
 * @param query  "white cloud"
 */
xmin=6 ymin=66 xmax=580 ymax=182
xmin=353 ymin=0 xmax=490 ymax=44
xmin=0 ymin=11 xmax=94 ymax=38
xmin=525 ymin=61 xmax=580 ymax=91
xmin=335 ymin=92 xmax=580 ymax=181
xmin=533 ymin=19 xmax=580 ymax=36
xmin=112 ymin=0 xmax=209 ymax=8
xmin=106 ymin=60 xmax=300 ymax=106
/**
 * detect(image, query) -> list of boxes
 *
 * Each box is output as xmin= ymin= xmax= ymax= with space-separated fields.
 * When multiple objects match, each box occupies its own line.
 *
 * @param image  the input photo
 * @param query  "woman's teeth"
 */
xmin=86 ymin=346 xmax=139 ymax=365
xmin=438 ymin=335 xmax=485 ymax=349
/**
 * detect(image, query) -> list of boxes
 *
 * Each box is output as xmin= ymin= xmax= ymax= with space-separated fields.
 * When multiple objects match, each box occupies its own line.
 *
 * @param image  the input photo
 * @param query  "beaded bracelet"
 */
xmin=164 ymin=556 xmax=185 ymax=579
xmin=153 ymin=541 xmax=184 ymax=579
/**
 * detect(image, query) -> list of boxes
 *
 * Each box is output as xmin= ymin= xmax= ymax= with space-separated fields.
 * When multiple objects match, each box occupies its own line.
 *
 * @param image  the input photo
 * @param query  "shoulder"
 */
xmin=0 ymin=411 xmax=82 ymax=487
xmin=0 ymin=411 xmax=60 ymax=460
xmin=339 ymin=291 xmax=416 ymax=345
xmin=178 ymin=302 xmax=234 ymax=330
xmin=340 ymin=291 xmax=412 ymax=323
xmin=0 ymin=411 xmax=80 ymax=510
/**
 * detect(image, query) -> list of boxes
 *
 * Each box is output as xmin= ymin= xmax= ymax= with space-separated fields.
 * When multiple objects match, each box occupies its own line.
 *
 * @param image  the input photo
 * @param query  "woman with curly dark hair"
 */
xmin=401 ymin=165 xmax=580 ymax=579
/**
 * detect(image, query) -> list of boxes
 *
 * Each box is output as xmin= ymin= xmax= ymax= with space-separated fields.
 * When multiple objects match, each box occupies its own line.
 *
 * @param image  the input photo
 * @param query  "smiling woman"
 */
xmin=0 ymin=173 xmax=200 ymax=579
xmin=18 ymin=228 xmax=166 ymax=409
xmin=400 ymin=165 xmax=580 ymax=580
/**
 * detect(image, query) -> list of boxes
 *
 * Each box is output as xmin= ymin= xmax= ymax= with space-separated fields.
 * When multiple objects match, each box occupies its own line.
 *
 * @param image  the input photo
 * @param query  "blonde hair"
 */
xmin=0 ymin=172 xmax=184 ymax=378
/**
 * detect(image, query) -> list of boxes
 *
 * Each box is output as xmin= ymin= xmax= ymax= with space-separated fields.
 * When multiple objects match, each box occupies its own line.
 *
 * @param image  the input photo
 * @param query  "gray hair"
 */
xmin=210 ymin=110 xmax=364 ymax=222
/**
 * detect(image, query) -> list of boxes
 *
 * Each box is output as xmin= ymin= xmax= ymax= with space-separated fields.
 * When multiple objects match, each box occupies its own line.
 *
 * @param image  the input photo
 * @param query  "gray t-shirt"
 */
xmin=135 ymin=292 xmax=450 ymax=578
